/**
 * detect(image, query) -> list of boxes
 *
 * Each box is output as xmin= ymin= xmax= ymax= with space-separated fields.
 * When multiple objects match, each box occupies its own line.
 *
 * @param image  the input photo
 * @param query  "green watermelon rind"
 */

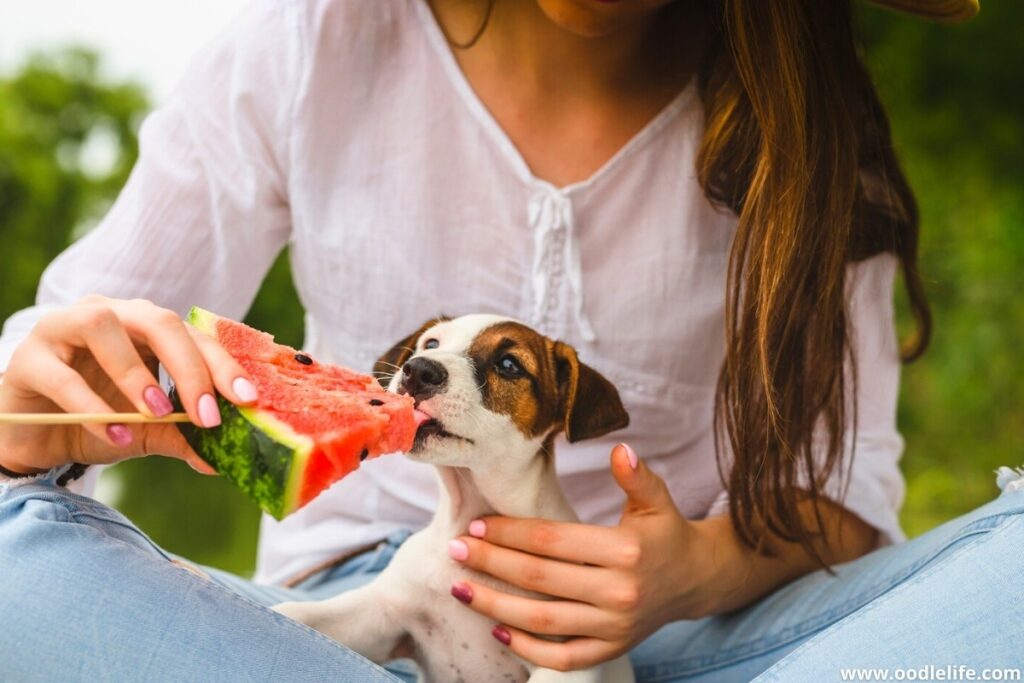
xmin=173 ymin=393 xmax=313 ymax=520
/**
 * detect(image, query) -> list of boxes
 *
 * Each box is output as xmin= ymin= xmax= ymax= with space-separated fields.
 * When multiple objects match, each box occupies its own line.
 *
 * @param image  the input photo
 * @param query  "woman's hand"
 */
xmin=447 ymin=443 xmax=881 ymax=671
xmin=0 ymin=295 xmax=258 ymax=475
xmin=446 ymin=444 xmax=716 ymax=672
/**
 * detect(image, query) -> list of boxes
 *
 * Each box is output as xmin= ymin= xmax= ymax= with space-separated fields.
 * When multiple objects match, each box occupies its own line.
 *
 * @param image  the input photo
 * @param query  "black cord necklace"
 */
xmin=437 ymin=0 xmax=497 ymax=50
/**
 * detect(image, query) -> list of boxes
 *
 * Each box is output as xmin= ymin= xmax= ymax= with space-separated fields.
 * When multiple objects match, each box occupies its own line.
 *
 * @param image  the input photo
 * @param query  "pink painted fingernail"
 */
xmin=198 ymin=393 xmax=221 ymax=428
xmin=143 ymin=386 xmax=173 ymax=417
xmin=492 ymin=625 xmax=511 ymax=646
xmin=450 ymin=582 xmax=473 ymax=604
xmin=232 ymin=377 xmax=258 ymax=403
xmin=106 ymin=424 xmax=133 ymax=447
xmin=619 ymin=443 xmax=638 ymax=470
xmin=468 ymin=520 xmax=486 ymax=538
xmin=447 ymin=539 xmax=469 ymax=562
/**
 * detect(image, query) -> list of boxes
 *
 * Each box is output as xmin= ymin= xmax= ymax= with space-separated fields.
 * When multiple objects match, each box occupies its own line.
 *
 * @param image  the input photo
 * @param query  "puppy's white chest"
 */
xmin=384 ymin=530 xmax=531 ymax=683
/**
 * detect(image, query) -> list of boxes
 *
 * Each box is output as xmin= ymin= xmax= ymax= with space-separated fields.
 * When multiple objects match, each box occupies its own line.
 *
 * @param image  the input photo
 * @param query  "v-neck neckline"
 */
xmin=413 ymin=0 xmax=699 ymax=196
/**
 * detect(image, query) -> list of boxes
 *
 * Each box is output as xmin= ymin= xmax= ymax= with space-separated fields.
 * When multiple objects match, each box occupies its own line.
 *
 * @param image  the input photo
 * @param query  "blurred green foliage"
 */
xmin=857 ymin=3 xmax=1024 ymax=534
xmin=0 ymin=3 xmax=1021 ymax=576
xmin=0 ymin=48 xmax=146 ymax=318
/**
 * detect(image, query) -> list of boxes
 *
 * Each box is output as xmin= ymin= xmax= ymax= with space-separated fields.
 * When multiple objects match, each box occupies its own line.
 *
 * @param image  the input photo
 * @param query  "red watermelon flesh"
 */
xmin=177 ymin=307 xmax=416 ymax=518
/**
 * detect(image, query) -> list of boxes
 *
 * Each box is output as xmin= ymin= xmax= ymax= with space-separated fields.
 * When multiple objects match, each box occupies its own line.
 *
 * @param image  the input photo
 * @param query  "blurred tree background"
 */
xmin=0 ymin=3 xmax=1020 ymax=576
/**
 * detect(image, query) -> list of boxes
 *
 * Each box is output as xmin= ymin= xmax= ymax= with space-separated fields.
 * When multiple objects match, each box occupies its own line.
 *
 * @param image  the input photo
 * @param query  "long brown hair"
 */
xmin=697 ymin=0 xmax=930 ymax=562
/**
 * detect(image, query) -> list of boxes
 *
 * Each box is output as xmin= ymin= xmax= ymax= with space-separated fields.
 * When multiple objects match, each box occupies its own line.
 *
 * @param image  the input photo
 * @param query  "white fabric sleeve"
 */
xmin=0 ymin=0 xmax=305 ymax=493
xmin=0 ymin=0 xmax=302 ymax=369
xmin=707 ymin=253 xmax=907 ymax=546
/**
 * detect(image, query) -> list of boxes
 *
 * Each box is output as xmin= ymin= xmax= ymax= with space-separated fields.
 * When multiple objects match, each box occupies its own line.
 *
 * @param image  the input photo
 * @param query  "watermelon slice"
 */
xmin=173 ymin=307 xmax=416 ymax=520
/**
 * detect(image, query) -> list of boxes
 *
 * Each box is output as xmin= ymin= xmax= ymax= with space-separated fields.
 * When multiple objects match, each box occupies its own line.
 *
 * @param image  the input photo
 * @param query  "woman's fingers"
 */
xmin=187 ymin=457 xmax=218 ymax=475
xmin=18 ymin=348 xmax=131 ymax=447
xmin=10 ymin=346 xmax=210 ymax=469
xmin=488 ymin=625 xmax=619 ymax=672
xmin=34 ymin=298 xmax=218 ymax=428
xmin=140 ymin=423 xmax=217 ymax=474
xmin=119 ymin=302 xmax=218 ymax=426
xmin=0 ymin=296 xmax=238 ymax=471
xmin=466 ymin=516 xmax=639 ymax=568
xmin=186 ymin=326 xmax=258 ymax=406
xmin=62 ymin=304 xmax=165 ymax=418
xmin=35 ymin=298 xmax=255 ymax=424
xmin=452 ymin=537 xmax=614 ymax=604
xmin=119 ymin=300 xmax=257 ymax=417
xmin=451 ymin=580 xmax=613 ymax=639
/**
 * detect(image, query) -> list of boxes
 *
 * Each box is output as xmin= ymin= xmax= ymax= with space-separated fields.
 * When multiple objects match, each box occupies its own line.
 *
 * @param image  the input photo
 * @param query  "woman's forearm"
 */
xmin=690 ymin=499 xmax=879 ymax=617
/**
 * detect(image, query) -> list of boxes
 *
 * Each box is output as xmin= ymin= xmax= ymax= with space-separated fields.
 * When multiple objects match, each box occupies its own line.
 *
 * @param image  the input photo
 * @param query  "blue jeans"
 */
xmin=1 ymin=473 xmax=1021 ymax=682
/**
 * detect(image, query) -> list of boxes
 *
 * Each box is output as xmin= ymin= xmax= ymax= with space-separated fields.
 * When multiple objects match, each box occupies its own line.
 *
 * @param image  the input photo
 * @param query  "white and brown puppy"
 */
xmin=274 ymin=314 xmax=634 ymax=683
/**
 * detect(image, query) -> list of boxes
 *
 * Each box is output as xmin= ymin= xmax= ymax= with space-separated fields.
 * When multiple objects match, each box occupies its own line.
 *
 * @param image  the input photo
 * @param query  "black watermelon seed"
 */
xmin=369 ymin=399 xmax=384 ymax=406
xmin=294 ymin=353 xmax=313 ymax=365
xmin=359 ymin=449 xmax=369 ymax=462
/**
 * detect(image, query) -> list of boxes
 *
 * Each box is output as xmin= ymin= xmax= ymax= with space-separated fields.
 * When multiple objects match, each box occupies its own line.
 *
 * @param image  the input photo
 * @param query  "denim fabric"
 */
xmin=0 ymin=475 xmax=403 ymax=683
xmin=630 ymin=485 xmax=1024 ymax=682
xmin=1 ymin=471 xmax=1021 ymax=682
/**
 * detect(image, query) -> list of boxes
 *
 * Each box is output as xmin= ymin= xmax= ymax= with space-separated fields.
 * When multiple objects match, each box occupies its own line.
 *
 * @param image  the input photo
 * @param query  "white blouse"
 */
xmin=0 ymin=0 xmax=906 ymax=585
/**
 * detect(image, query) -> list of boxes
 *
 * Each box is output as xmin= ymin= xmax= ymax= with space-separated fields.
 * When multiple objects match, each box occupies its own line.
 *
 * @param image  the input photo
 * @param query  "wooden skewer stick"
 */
xmin=0 ymin=413 xmax=192 ymax=425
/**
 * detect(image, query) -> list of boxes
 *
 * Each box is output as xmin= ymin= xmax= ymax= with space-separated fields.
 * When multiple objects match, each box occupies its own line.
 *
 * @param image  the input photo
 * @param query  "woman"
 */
xmin=0 ymin=0 xmax=1018 ymax=680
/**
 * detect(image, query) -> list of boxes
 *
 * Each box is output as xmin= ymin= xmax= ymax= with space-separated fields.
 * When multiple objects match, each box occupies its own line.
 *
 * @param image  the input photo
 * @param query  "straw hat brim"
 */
xmin=867 ymin=0 xmax=979 ymax=23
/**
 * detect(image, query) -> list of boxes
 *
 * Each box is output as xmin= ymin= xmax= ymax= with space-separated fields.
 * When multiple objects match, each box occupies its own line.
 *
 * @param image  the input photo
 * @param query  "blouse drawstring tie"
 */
xmin=528 ymin=189 xmax=596 ymax=343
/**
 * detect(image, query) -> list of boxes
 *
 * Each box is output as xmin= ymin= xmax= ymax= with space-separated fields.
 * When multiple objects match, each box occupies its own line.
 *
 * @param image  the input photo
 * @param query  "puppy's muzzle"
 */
xmin=401 ymin=357 xmax=448 ymax=401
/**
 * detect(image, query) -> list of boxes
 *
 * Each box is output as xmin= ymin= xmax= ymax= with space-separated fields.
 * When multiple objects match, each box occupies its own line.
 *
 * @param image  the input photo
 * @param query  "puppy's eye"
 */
xmin=423 ymin=338 xmax=440 ymax=350
xmin=495 ymin=354 xmax=524 ymax=378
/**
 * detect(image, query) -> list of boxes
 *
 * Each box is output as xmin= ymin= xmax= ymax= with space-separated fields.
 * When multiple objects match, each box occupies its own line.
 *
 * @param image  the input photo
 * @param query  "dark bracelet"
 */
xmin=0 ymin=461 xmax=37 ymax=479
xmin=0 ymin=461 xmax=89 ymax=486
xmin=57 ymin=463 xmax=90 ymax=486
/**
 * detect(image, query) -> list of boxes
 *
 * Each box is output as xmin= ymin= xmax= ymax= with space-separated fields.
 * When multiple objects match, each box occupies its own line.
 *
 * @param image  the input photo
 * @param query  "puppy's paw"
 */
xmin=273 ymin=601 xmax=320 ymax=628
xmin=273 ymin=599 xmax=377 ymax=655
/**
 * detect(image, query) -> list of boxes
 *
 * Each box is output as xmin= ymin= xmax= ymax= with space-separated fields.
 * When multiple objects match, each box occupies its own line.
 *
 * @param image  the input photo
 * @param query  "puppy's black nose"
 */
xmin=401 ymin=357 xmax=448 ymax=401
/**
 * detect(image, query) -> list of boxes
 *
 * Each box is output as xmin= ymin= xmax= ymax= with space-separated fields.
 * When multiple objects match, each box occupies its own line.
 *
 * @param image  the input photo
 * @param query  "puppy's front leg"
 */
xmin=528 ymin=655 xmax=635 ymax=683
xmin=528 ymin=669 xmax=603 ymax=683
xmin=274 ymin=584 xmax=403 ymax=664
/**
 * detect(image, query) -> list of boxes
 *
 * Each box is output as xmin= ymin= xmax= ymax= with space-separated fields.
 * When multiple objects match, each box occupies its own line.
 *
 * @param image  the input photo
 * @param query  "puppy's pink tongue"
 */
xmin=413 ymin=409 xmax=433 ymax=427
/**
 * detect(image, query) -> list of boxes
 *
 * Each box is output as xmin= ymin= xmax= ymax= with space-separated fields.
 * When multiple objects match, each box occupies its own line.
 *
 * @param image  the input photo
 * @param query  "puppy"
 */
xmin=275 ymin=315 xmax=634 ymax=683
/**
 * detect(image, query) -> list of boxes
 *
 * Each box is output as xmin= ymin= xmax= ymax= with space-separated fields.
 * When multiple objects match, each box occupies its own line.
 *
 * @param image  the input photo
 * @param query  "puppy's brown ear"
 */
xmin=374 ymin=317 xmax=448 ymax=387
xmin=553 ymin=342 xmax=630 ymax=443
